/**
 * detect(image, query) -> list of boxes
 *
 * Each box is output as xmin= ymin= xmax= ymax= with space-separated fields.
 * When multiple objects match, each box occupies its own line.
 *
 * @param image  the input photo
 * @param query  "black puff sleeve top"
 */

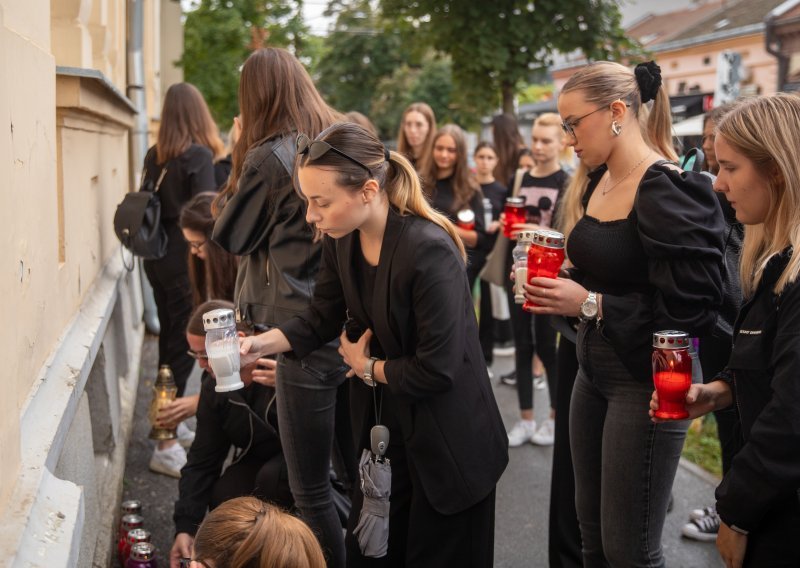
xmin=567 ymin=163 xmax=726 ymax=380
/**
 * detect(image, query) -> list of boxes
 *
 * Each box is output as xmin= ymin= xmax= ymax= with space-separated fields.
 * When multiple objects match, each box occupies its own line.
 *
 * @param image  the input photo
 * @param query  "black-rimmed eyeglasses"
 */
xmin=186 ymin=349 xmax=208 ymax=360
xmin=296 ymin=134 xmax=372 ymax=175
xmin=560 ymin=102 xmax=631 ymax=138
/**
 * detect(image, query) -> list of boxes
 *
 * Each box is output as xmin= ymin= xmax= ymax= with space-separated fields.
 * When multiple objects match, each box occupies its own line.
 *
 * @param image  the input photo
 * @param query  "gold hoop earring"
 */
xmin=611 ymin=121 xmax=622 ymax=136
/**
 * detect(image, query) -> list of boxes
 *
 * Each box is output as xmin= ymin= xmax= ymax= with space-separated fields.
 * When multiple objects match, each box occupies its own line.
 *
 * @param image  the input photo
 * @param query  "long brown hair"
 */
xmin=192 ymin=496 xmax=326 ymax=568
xmin=491 ymin=113 xmax=526 ymax=186
xmin=213 ymin=48 xmax=341 ymax=215
xmin=179 ymin=192 xmax=238 ymax=307
xmin=426 ymin=124 xmax=480 ymax=213
xmin=298 ymin=122 xmax=466 ymax=262
xmin=396 ymin=102 xmax=437 ymax=175
xmin=156 ymin=83 xmax=226 ymax=164
xmin=716 ymin=94 xmax=800 ymax=297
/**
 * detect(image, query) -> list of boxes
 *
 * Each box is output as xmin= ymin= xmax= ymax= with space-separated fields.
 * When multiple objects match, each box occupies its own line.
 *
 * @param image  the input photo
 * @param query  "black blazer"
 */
xmin=280 ymin=208 xmax=509 ymax=514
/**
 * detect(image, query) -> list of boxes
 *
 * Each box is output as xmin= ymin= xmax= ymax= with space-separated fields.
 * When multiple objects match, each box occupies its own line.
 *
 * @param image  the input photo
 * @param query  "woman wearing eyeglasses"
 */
xmin=211 ymin=48 xmax=354 ymax=568
xmin=240 ymin=122 xmax=508 ymax=566
xmin=169 ymin=301 xmax=292 ymax=568
xmin=522 ymin=61 xmax=725 ymax=566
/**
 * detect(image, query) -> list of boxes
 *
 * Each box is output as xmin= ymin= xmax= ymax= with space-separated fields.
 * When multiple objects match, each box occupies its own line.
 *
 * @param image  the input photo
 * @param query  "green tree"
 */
xmin=381 ymin=0 xmax=637 ymax=116
xmin=180 ymin=0 xmax=307 ymax=130
xmin=314 ymin=0 xmax=410 ymax=116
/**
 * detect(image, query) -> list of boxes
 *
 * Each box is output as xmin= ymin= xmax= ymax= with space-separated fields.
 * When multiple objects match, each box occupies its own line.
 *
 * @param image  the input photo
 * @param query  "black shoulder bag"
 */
xmin=113 ymin=166 xmax=169 ymax=269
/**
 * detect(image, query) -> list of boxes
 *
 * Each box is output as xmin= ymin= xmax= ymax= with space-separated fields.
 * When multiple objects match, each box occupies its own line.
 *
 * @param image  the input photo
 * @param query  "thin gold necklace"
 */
xmin=602 ymin=151 xmax=653 ymax=196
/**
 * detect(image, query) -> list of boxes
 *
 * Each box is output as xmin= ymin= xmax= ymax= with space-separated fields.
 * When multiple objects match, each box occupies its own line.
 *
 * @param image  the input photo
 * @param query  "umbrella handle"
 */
xmin=370 ymin=425 xmax=390 ymax=459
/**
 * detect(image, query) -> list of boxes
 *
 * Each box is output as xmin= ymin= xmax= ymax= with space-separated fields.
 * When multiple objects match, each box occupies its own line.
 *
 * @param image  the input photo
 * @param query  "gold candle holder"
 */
xmin=148 ymin=365 xmax=178 ymax=440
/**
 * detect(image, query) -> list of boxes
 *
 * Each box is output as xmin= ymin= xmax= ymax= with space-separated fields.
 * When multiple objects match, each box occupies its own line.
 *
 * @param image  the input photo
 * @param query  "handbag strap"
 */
xmin=511 ymin=168 xmax=525 ymax=197
xmin=153 ymin=167 xmax=168 ymax=192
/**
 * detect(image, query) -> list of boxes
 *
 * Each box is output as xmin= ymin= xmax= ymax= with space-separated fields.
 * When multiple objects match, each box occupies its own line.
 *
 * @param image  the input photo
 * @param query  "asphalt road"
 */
xmin=121 ymin=336 xmax=724 ymax=567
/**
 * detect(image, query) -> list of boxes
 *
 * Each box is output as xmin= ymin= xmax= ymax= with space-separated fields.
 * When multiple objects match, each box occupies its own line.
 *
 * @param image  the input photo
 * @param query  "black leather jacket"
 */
xmin=714 ymin=247 xmax=800 ymax=532
xmin=212 ymin=134 xmax=321 ymax=328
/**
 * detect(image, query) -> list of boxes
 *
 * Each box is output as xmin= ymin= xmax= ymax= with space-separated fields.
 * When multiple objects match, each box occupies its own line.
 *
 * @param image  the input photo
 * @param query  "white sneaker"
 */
xmin=493 ymin=345 xmax=515 ymax=357
xmin=533 ymin=375 xmax=547 ymax=390
xmin=531 ymin=418 xmax=555 ymax=446
xmin=507 ymin=420 xmax=536 ymax=447
xmin=149 ymin=443 xmax=187 ymax=478
xmin=177 ymin=422 xmax=196 ymax=449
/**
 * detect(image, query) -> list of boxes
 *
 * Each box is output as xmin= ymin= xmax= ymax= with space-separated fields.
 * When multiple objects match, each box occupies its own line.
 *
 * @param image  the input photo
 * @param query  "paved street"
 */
xmin=122 ymin=335 xmax=724 ymax=567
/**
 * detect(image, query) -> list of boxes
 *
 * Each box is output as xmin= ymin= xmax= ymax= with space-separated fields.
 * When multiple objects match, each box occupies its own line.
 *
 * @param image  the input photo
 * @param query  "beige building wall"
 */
xmin=658 ymin=34 xmax=777 ymax=96
xmin=0 ymin=0 xmax=181 ymax=564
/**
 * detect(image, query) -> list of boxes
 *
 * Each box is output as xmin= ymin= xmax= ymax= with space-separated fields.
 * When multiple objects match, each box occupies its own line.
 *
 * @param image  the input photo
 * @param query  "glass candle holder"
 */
xmin=523 ymin=229 xmax=565 ymax=310
xmin=147 ymin=366 xmax=177 ymax=440
xmin=652 ymin=331 xmax=692 ymax=420
xmin=502 ymin=197 xmax=526 ymax=238
xmin=512 ymin=230 xmax=536 ymax=304
xmin=204 ymin=308 xmax=244 ymax=392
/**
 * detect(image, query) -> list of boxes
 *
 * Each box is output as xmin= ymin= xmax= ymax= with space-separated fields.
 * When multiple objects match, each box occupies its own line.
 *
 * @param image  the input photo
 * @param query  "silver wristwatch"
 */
xmin=579 ymin=291 xmax=599 ymax=322
xmin=363 ymin=356 xmax=379 ymax=387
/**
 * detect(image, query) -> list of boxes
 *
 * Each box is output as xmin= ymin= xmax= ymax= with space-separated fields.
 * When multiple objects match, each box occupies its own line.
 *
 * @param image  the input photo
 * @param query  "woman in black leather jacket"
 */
xmin=211 ymin=48 xmax=352 ymax=568
xmin=651 ymin=94 xmax=800 ymax=568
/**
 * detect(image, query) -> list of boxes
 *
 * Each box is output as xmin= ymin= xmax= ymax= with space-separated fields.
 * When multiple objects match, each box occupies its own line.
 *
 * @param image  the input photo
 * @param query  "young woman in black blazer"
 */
xmin=241 ymin=122 xmax=509 ymax=567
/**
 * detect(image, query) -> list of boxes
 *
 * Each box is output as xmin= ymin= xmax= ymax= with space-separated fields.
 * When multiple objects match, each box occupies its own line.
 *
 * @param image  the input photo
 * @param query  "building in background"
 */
xmin=0 ymin=0 xmax=182 ymax=565
xmin=766 ymin=0 xmax=800 ymax=91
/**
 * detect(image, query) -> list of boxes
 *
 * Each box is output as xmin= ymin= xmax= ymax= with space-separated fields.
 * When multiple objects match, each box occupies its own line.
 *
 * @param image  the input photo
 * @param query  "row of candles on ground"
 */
xmin=117 ymin=500 xmax=159 ymax=567
xmin=484 ymin=199 xmax=694 ymax=420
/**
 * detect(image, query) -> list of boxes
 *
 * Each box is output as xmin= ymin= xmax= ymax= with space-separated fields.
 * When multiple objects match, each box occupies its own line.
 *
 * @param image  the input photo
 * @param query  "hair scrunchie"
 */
xmin=635 ymin=61 xmax=662 ymax=104
xmin=384 ymin=146 xmax=391 ymax=162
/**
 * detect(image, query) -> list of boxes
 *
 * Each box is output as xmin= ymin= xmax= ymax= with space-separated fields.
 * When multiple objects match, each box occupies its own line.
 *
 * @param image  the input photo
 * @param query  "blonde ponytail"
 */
xmin=647 ymin=83 xmax=678 ymax=162
xmin=386 ymin=151 xmax=467 ymax=263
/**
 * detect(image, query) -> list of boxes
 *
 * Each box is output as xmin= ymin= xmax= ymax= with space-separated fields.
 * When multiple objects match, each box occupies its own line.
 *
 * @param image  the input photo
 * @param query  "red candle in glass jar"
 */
xmin=118 ymin=514 xmax=144 ymax=567
xmin=523 ymin=230 xmax=565 ymax=310
xmin=503 ymin=197 xmax=526 ymax=238
xmin=652 ymin=331 xmax=692 ymax=420
xmin=457 ymin=209 xmax=475 ymax=230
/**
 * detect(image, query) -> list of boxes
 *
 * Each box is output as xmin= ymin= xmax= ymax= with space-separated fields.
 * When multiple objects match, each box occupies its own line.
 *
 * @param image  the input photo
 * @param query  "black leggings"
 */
xmin=143 ymin=224 xmax=194 ymax=396
xmin=507 ymin=287 xmax=558 ymax=411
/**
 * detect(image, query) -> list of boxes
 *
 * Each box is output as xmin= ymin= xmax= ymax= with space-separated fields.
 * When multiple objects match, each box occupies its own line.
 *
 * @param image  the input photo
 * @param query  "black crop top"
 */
xmin=567 ymin=163 xmax=726 ymax=380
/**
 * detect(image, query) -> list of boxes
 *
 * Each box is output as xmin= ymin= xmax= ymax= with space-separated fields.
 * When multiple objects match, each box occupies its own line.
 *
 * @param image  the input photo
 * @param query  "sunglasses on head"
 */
xmin=296 ymin=134 xmax=372 ymax=175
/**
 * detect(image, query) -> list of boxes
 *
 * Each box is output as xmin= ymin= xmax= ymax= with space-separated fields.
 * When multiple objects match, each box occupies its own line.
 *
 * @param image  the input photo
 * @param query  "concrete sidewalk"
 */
xmin=121 ymin=336 xmax=724 ymax=567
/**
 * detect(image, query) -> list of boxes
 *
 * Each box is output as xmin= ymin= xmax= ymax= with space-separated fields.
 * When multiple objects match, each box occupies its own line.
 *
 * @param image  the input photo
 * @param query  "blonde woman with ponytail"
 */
xmin=651 ymin=94 xmax=800 ymax=568
xmin=523 ymin=61 xmax=726 ymax=566
xmin=241 ymin=122 xmax=508 ymax=566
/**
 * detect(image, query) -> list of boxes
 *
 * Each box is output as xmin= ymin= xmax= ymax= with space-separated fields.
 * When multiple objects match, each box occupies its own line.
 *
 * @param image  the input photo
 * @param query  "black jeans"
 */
xmin=276 ymin=345 xmax=350 ymax=568
xmin=549 ymin=336 xmax=582 ymax=568
xmin=507 ymin=286 xmax=558 ymax=411
xmin=143 ymin=224 xmax=194 ymax=396
xmin=570 ymin=324 xmax=688 ymax=567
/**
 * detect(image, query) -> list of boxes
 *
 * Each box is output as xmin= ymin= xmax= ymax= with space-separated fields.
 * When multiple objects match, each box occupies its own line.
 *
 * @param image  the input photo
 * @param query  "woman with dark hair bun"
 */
xmin=525 ymin=61 xmax=725 ymax=566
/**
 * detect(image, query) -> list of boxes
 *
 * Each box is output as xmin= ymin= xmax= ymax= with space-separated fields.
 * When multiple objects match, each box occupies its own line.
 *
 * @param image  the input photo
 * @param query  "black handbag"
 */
xmin=113 ymin=167 xmax=169 ymax=267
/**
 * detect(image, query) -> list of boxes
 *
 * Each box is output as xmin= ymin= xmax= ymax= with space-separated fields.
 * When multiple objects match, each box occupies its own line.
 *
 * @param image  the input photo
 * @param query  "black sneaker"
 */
xmin=499 ymin=370 xmax=517 ymax=386
xmin=681 ymin=513 xmax=720 ymax=542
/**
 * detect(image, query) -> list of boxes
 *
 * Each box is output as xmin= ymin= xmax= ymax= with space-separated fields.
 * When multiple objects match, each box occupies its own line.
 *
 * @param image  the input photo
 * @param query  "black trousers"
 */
xmin=548 ymin=337 xmax=583 ymax=568
xmin=209 ymin=452 xmax=294 ymax=511
xmin=143 ymin=224 xmax=194 ymax=396
xmin=344 ymin=443 xmax=496 ymax=567
xmin=507 ymin=286 xmax=558 ymax=411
